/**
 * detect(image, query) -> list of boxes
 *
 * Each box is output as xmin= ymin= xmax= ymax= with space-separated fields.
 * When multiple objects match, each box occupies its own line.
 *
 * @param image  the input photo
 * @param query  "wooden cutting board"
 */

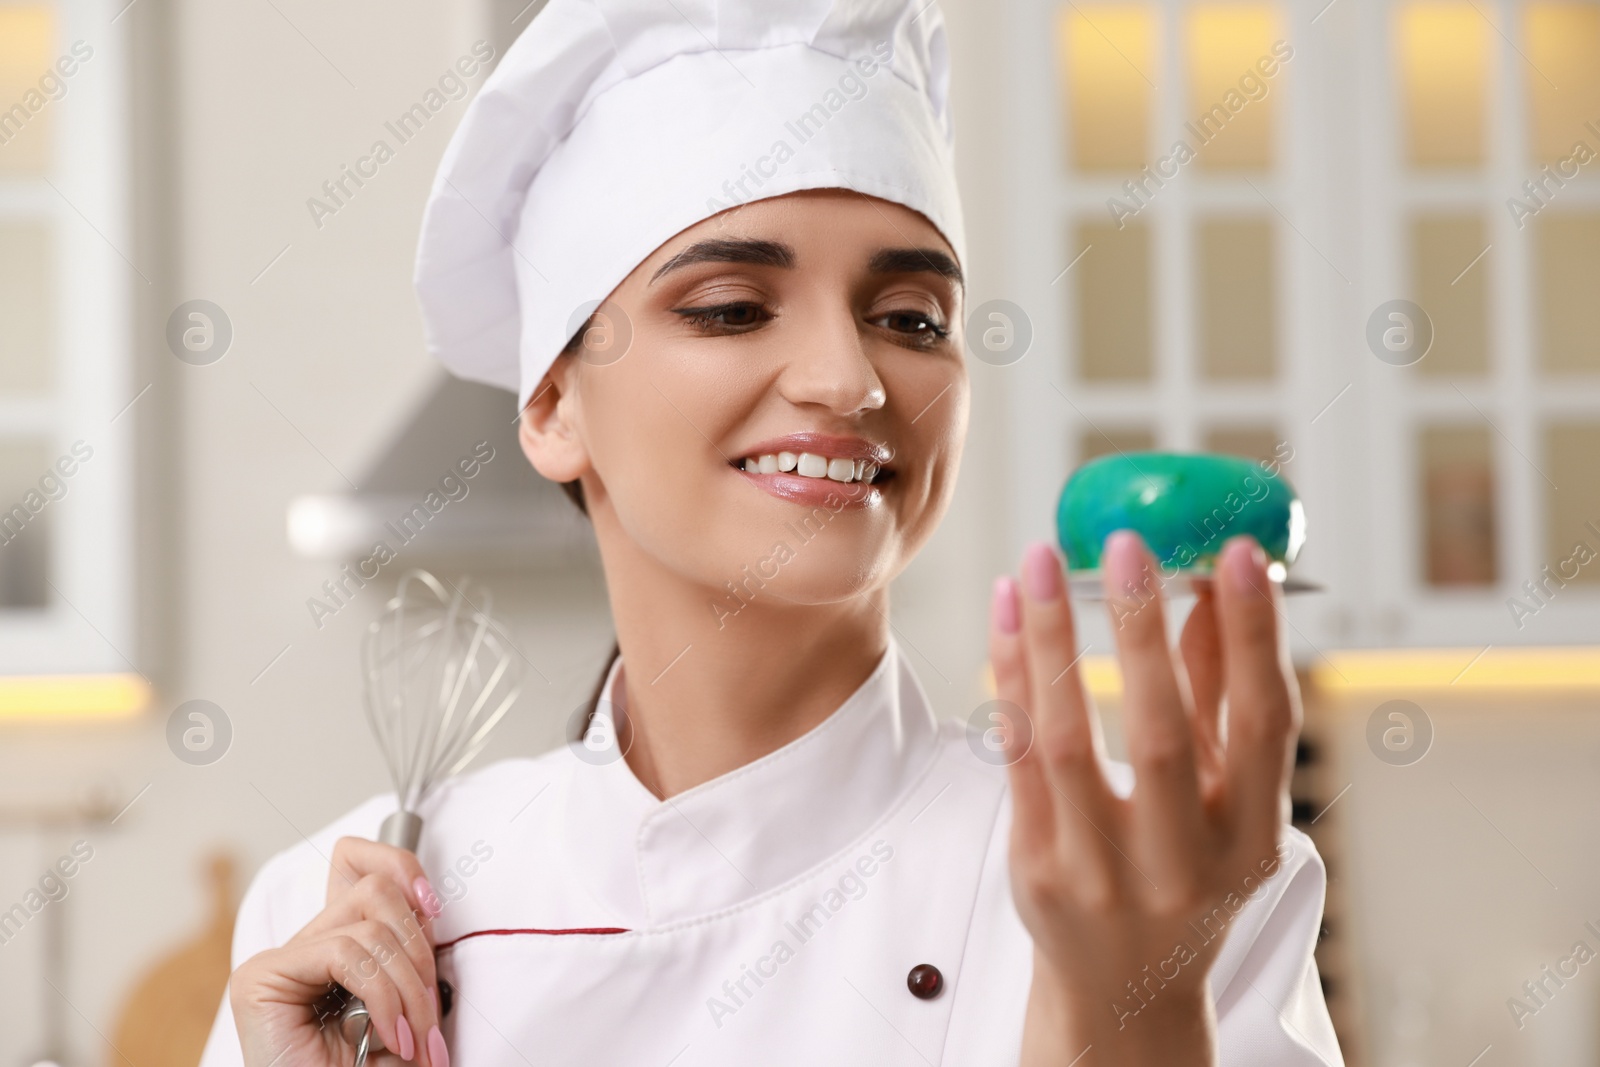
xmin=108 ymin=853 xmax=236 ymax=1067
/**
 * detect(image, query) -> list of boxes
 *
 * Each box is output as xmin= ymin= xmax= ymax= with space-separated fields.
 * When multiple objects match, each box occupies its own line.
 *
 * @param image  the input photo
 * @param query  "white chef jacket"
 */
xmin=200 ymin=637 xmax=1343 ymax=1065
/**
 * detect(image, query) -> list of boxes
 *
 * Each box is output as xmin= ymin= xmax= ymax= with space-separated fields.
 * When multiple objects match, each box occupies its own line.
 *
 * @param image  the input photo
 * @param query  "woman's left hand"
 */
xmin=989 ymin=531 xmax=1301 ymax=1067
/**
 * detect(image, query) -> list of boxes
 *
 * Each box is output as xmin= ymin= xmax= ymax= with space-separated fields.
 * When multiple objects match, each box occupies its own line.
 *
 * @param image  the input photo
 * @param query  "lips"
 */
xmin=728 ymin=431 xmax=894 ymax=506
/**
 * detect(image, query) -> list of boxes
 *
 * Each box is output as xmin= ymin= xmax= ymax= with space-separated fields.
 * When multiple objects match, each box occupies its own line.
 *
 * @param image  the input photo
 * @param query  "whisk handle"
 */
xmin=337 ymin=808 xmax=426 ymax=1063
xmin=379 ymin=810 xmax=423 ymax=851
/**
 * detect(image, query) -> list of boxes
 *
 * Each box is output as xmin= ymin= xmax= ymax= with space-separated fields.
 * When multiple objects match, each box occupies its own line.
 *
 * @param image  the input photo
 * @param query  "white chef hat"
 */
xmin=413 ymin=0 xmax=966 ymax=413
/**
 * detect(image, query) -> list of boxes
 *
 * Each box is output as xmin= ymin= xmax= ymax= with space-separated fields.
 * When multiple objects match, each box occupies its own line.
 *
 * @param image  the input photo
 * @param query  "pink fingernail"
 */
xmin=1229 ymin=536 xmax=1266 ymax=590
xmin=1021 ymin=541 xmax=1062 ymax=602
xmin=428 ymin=1025 xmax=450 ymax=1067
xmin=991 ymin=576 xmax=1021 ymax=634
xmin=396 ymin=1014 xmax=415 ymax=1061
xmin=1105 ymin=530 xmax=1145 ymax=594
xmin=415 ymin=876 xmax=443 ymax=918
xmin=1247 ymin=538 xmax=1267 ymax=570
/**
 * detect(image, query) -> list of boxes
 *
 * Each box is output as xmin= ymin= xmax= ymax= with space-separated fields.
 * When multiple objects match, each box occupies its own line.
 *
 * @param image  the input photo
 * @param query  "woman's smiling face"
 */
xmin=520 ymin=189 xmax=970 ymax=606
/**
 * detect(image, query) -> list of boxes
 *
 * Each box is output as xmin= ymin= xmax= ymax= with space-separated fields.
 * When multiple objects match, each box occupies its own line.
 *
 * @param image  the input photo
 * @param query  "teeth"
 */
xmin=738 ymin=451 xmax=883 ymax=484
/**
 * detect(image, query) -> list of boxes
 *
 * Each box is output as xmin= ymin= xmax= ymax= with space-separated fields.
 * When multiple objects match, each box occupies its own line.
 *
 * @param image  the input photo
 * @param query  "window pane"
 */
xmin=1397 ymin=3 xmax=1488 ymax=168
xmin=1534 ymin=213 xmax=1600 ymax=373
xmin=1204 ymin=426 xmax=1279 ymax=465
xmin=1420 ymin=425 xmax=1498 ymax=586
xmin=1544 ymin=423 xmax=1600 ymax=586
xmin=1080 ymin=426 xmax=1155 ymax=462
xmin=1075 ymin=219 xmax=1152 ymax=381
xmin=0 ymin=438 xmax=53 ymax=609
xmin=0 ymin=6 xmax=54 ymax=176
xmin=1413 ymin=214 xmax=1489 ymax=377
xmin=1197 ymin=217 xmax=1275 ymax=380
xmin=1187 ymin=5 xmax=1279 ymax=171
xmin=0 ymin=221 xmax=54 ymax=392
xmin=1525 ymin=4 xmax=1600 ymax=165
xmin=1059 ymin=4 xmax=1156 ymax=172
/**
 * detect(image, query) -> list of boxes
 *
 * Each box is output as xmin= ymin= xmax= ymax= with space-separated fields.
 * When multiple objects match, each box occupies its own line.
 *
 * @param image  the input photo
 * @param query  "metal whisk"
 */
xmin=336 ymin=569 xmax=523 ymax=1064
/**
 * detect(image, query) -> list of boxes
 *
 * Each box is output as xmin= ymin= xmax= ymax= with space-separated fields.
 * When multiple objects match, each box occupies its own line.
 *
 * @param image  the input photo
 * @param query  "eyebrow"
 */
xmin=649 ymin=238 xmax=964 ymax=288
xmin=651 ymin=239 xmax=794 ymax=282
xmin=867 ymin=247 xmax=964 ymax=287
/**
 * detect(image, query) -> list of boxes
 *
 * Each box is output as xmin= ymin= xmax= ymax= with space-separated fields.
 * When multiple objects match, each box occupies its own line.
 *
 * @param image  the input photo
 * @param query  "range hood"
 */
xmin=287 ymin=375 xmax=595 ymax=563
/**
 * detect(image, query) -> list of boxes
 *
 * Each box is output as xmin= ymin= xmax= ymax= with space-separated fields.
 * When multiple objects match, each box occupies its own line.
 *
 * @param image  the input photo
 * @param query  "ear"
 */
xmin=517 ymin=357 xmax=589 ymax=483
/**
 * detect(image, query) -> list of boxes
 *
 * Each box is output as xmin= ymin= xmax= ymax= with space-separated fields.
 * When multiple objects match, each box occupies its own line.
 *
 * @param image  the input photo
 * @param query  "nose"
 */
xmin=775 ymin=305 xmax=887 ymax=417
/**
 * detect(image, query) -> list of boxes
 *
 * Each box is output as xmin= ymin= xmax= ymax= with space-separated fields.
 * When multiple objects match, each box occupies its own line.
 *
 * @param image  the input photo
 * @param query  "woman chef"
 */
xmin=201 ymin=0 xmax=1343 ymax=1064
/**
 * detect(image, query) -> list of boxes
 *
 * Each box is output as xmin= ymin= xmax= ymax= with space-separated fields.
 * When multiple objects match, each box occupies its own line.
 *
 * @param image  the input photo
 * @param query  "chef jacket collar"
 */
xmin=557 ymin=635 xmax=941 ymax=927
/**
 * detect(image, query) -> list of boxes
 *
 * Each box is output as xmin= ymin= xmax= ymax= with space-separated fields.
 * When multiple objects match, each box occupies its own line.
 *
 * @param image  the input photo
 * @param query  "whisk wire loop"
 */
xmin=360 ymin=570 xmax=524 ymax=820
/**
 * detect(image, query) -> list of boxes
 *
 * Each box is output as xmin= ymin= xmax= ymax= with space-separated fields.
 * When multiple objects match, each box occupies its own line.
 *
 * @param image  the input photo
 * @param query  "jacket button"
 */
xmin=906 ymin=963 xmax=943 ymax=999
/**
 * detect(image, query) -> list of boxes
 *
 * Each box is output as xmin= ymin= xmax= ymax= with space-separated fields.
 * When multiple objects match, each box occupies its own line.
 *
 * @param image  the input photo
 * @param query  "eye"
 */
xmin=874 ymin=309 xmax=951 ymax=346
xmin=674 ymin=302 xmax=770 ymax=332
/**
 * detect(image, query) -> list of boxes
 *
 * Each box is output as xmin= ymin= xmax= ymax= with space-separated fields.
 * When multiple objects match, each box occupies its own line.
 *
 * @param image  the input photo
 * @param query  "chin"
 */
xmin=701 ymin=522 xmax=898 ymax=612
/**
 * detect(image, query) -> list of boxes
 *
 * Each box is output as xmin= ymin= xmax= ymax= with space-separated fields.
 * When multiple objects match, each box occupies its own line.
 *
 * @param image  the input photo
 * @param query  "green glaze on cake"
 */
xmin=1056 ymin=452 xmax=1305 ymax=574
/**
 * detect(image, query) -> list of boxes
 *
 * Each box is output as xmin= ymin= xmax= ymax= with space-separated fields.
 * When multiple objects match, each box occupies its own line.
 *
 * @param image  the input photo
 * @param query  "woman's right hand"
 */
xmin=229 ymin=837 xmax=449 ymax=1066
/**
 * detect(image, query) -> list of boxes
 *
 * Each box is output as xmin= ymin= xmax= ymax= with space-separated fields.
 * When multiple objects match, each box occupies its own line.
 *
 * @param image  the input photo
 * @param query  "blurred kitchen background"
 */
xmin=1 ymin=0 xmax=1598 ymax=1063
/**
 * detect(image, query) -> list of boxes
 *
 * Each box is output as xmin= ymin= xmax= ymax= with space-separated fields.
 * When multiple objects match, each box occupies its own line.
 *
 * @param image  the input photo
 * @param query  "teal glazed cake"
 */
xmin=1056 ymin=452 xmax=1307 ymax=587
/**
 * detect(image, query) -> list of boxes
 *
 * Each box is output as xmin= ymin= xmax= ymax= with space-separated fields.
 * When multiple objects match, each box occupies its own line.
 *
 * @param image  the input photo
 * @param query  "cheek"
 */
xmin=585 ymin=351 xmax=769 ymax=552
xmin=914 ymin=388 xmax=968 ymax=536
xmin=889 ymin=357 xmax=969 ymax=505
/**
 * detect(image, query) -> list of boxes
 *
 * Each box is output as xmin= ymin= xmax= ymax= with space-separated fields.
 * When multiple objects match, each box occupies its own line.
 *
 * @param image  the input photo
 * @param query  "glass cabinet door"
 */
xmin=1001 ymin=0 xmax=1600 ymax=651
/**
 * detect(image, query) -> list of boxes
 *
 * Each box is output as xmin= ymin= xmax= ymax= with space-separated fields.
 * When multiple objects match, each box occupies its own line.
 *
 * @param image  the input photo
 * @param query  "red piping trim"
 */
xmin=437 ymin=926 xmax=631 ymax=951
